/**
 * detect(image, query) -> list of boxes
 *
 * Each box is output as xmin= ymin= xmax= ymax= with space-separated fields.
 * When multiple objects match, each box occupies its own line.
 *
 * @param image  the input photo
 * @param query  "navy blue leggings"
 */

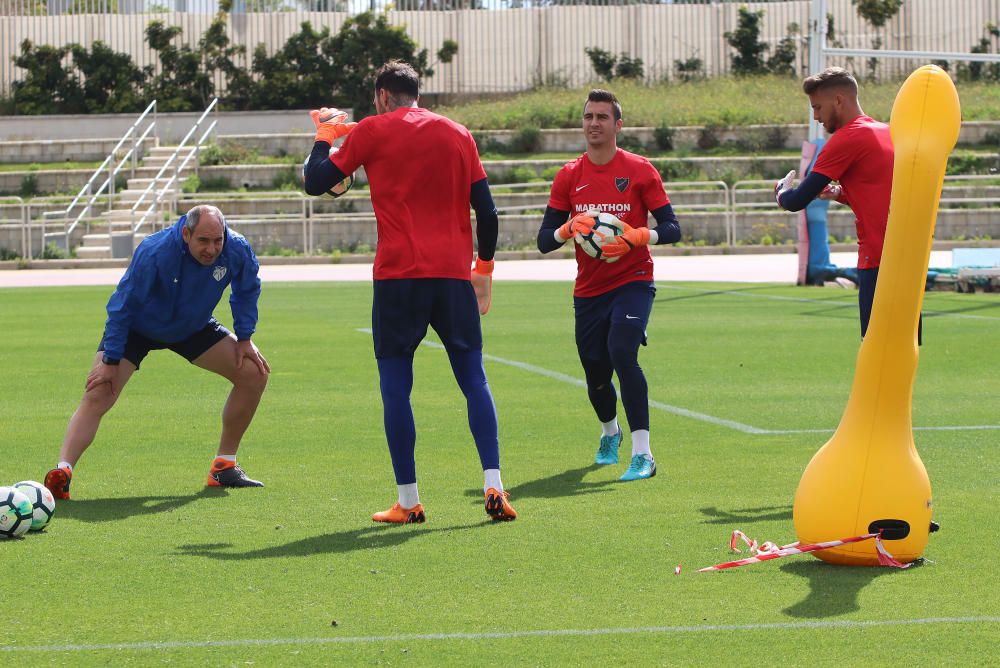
xmin=377 ymin=349 xmax=499 ymax=485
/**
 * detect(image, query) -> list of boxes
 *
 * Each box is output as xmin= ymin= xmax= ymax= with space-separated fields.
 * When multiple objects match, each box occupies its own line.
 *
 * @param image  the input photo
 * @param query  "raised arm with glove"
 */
xmin=310 ymin=107 xmax=357 ymax=145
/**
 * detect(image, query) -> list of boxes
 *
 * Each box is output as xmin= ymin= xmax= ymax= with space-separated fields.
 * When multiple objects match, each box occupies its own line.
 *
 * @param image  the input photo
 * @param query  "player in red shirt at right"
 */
xmin=537 ymin=89 xmax=681 ymax=481
xmin=775 ymin=67 xmax=902 ymax=340
xmin=304 ymin=60 xmax=516 ymax=524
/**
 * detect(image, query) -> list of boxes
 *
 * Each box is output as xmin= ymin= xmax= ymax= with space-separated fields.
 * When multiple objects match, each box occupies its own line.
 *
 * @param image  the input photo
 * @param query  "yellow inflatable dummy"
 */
xmin=792 ymin=65 xmax=961 ymax=565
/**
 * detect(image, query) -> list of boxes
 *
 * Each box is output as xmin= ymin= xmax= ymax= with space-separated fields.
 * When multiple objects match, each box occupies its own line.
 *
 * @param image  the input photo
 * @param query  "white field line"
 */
xmin=357 ymin=329 xmax=1000 ymax=435
xmin=3 ymin=617 xmax=998 ymax=653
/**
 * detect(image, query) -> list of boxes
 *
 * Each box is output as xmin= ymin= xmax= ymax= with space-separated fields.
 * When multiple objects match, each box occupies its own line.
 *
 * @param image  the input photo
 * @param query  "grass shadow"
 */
xmin=780 ymin=559 xmax=921 ymax=618
xmin=176 ymin=521 xmax=487 ymax=560
xmin=55 ymin=488 xmax=223 ymax=523
xmin=699 ymin=504 xmax=793 ymax=525
xmin=463 ymin=464 xmax=616 ymax=502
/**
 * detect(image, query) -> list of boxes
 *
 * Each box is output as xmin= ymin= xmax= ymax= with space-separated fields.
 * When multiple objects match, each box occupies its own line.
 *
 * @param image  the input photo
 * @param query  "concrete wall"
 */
xmin=2 ymin=121 xmax=996 ymax=170
xmin=4 ymin=208 xmax=997 ymax=259
xmin=0 ymin=110 xmax=318 ymax=143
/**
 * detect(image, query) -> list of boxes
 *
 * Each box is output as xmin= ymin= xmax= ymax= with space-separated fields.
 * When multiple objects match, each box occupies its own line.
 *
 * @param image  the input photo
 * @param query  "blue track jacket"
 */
xmin=102 ymin=215 xmax=261 ymax=362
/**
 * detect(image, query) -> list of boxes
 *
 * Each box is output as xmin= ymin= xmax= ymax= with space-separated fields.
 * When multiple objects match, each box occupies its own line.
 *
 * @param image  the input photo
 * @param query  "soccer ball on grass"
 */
xmin=574 ymin=211 xmax=625 ymax=263
xmin=0 ymin=486 xmax=34 ymax=539
xmin=13 ymin=480 xmax=56 ymax=532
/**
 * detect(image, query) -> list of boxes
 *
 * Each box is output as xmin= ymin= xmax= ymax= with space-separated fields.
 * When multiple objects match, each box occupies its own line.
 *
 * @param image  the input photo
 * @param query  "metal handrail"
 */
xmin=40 ymin=100 xmax=157 ymax=248
xmin=125 ymin=98 xmax=219 ymax=243
xmin=0 ymin=196 xmax=26 ymax=259
xmin=174 ymin=189 xmax=310 ymax=254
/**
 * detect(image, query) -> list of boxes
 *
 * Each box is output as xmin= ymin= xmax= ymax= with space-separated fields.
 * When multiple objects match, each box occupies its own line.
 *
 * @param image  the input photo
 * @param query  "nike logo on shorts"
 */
xmin=625 ymin=315 xmax=640 ymax=320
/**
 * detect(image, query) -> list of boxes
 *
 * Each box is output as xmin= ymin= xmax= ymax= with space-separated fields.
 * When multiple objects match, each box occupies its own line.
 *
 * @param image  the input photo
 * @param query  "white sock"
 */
xmin=631 ymin=430 xmax=652 ymax=457
xmin=601 ymin=419 xmax=620 ymax=437
xmin=398 ymin=483 xmax=420 ymax=509
xmin=214 ymin=454 xmax=237 ymax=463
xmin=483 ymin=469 xmax=503 ymax=493
xmin=57 ymin=461 xmax=73 ymax=472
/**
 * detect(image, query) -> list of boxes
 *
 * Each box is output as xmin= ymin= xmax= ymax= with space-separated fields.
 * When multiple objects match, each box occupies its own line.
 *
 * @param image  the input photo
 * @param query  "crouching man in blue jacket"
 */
xmin=44 ymin=204 xmax=271 ymax=500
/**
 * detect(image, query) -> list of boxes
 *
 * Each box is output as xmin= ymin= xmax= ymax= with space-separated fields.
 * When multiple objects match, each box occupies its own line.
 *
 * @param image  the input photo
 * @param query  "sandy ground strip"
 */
xmin=0 ymin=251 xmax=954 ymax=288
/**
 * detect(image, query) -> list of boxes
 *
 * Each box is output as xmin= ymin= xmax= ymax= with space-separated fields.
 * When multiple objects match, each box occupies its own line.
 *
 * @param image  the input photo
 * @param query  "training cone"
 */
xmin=792 ymin=65 xmax=961 ymax=565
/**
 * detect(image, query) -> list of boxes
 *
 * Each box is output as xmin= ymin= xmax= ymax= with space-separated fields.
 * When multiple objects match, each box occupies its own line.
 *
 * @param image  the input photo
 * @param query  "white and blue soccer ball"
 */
xmin=303 ymin=147 xmax=354 ymax=200
xmin=13 ymin=480 xmax=56 ymax=532
xmin=575 ymin=211 xmax=625 ymax=263
xmin=0 ymin=486 xmax=34 ymax=539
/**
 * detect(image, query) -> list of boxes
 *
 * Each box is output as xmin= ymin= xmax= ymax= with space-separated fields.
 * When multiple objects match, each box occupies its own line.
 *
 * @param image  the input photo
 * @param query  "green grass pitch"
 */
xmin=1 ymin=281 xmax=998 ymax=665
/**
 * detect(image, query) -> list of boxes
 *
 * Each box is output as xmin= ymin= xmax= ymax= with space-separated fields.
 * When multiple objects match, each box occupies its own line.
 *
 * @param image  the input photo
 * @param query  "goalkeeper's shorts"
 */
xmin=372 ymin=278 xmax=482 ymax=359
xmin=573 ymin=280 xmax=655 ymax=359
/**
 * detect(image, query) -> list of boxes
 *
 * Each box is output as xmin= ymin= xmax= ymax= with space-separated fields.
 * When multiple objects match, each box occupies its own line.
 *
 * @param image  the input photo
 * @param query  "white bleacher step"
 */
xmin=146 ymin=146 xmax=197 ymax=158
xmin=117 ymin=190 xmax=179 ymax=204
xmin=75 ymin=246 xmax=112 ymax=259
xmin=126 ymin=177 xmax=186 ymax=190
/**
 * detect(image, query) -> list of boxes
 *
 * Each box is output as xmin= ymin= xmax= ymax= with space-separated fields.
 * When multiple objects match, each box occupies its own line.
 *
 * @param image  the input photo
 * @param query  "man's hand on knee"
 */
xmin=86 ymin=360 xmax=121 ymax=395
xmin=236 ymin=339 xmax=270 ymax=375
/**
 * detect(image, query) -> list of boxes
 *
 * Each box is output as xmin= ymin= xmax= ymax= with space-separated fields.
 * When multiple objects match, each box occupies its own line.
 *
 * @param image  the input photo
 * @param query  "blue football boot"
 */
xmin=595 ymin=431 xmax=622 ymax=465
xmin=620 ymin=454 xmax=656 ymax=481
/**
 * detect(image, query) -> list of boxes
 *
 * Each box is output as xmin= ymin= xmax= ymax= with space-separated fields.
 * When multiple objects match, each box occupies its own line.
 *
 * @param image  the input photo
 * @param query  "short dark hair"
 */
xmin=802 ymin=67 xmax=858 ymax=97
xmin=374 ymin=60 xmax=420 ymax=102
xmin=585 ymin=89 xmax=622 ymax=121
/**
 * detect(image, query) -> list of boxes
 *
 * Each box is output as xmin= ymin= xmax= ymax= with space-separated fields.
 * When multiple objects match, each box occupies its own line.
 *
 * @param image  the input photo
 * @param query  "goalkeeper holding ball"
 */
xmin=536 ymin=89 xmax=681 ymax=481
xmin=304 ymin=60 xmax=516 ymax=524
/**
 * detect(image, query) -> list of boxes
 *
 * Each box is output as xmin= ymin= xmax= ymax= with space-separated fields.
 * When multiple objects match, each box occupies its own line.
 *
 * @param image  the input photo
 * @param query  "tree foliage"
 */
xmin=584 ymin=47 xmax=645 ymax=81
xmin=725 ymin=7 xmax=768 ymax=75
xmin=11 ymin=41 xmax=84 ymax=114
xmin=8 ymin=9 xmax=455 ymax=116
xmin=852 ymin=0 xmax=903 ymax=29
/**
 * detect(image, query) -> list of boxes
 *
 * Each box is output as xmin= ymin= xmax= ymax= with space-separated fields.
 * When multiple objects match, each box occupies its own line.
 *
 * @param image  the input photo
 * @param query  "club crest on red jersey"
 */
xmin=615 ymin=177 xmax=630 ymax=193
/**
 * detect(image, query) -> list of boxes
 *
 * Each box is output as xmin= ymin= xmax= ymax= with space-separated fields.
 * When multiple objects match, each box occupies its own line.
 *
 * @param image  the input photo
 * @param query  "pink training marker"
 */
xmin=674 ymin=565 xmax=682 ymax=575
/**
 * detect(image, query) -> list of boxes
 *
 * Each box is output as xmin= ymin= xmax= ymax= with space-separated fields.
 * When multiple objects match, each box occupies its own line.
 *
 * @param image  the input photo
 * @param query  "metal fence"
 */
xmin=2 ymin=0 xmax=998 ymax=98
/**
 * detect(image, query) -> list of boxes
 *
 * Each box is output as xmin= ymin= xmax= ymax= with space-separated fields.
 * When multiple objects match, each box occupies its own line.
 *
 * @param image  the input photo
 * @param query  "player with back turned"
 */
xmin=304 ymin=60 xmax=516 ymax=524
xmin=537 ymin=89 xmax=681 ymax=481
xmin=774 ymin=67 xmax=910 ymax=341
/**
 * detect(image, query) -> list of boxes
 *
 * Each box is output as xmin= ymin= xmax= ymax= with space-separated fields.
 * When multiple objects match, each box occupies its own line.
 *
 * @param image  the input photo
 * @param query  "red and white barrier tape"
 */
xmin=700 ymin=530 xmax=911 ymax=572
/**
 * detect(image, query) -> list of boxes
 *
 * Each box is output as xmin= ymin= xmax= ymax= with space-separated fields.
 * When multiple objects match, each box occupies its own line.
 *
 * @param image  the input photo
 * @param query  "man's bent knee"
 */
xmin=234 ymin=365 xmax=269 ymax=395
xmin=80 ymin=384 xmax=119 ymax=414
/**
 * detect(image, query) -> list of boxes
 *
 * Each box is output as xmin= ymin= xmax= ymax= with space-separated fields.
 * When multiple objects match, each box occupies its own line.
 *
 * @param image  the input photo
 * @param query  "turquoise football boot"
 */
xmin=620 ymin=454 xmax=656 ymax=481
xmin=595 ymin=431 xmax=622 ymax=465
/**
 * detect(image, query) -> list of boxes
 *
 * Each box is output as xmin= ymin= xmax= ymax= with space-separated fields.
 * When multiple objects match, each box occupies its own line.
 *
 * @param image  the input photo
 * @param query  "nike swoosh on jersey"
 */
xmin=575 ymin=184 xmax=590 ymax=192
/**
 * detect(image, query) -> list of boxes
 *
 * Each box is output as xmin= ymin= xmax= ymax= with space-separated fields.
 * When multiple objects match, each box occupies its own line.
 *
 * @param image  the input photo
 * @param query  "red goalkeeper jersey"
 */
xmin=548 ymin=148 xmax=670 ymax=297
xmin=811 ymin=115 xmax=894 ymax=269
xmin=332 ymin=107 xmax=486 ymax=280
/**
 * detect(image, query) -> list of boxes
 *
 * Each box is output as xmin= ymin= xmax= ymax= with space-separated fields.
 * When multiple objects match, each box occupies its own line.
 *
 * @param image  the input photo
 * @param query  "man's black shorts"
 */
xmin=372 ymin=278 xmax=481 ymax=359
xmin=574 ymin=281 xmax=655 ymax=359
xmin=98 ymin=318 xmax=231 ymax=369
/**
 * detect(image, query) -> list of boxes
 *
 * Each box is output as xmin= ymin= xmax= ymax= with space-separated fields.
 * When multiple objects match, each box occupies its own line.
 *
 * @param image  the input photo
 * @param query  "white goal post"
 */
xmin=807 ymin=0 xmax=1000 ymax=139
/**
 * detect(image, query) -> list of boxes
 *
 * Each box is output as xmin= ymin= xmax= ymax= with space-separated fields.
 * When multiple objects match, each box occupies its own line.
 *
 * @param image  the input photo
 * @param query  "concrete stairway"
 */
xmin=75 ymin=146 xmax=194 ymax=259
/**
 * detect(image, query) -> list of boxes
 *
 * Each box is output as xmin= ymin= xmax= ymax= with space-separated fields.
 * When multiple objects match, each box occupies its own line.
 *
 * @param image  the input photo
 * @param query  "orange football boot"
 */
xmin=372 ymin=502 xmax=426 ymax=524
xmin=207 ymin=458 xmax=263 ymax=487
xmin=44 ymin=466 xmax=72 ymax=500
xmin=485 ymin=488 xmax=517 ymax=521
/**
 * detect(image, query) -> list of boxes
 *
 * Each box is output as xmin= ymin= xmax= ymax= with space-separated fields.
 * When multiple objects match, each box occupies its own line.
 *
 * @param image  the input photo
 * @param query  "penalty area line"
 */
xmin=3 ymin=617 xmax=998 ymax=653
xmin=355 ymin=329 xmax=1000 ymax=435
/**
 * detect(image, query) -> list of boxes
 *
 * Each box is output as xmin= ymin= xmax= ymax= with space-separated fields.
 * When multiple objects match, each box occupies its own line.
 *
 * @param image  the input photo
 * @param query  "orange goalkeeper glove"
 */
xmin=556 ymin=211 xmax=597 ymax=242
xmin=310 ymin=107 xmax=357 ymax=144
xmin=470 ymin=257 xmax=494 ymax=315
xmin=601 ymin=223 xmax=651 ymax=259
